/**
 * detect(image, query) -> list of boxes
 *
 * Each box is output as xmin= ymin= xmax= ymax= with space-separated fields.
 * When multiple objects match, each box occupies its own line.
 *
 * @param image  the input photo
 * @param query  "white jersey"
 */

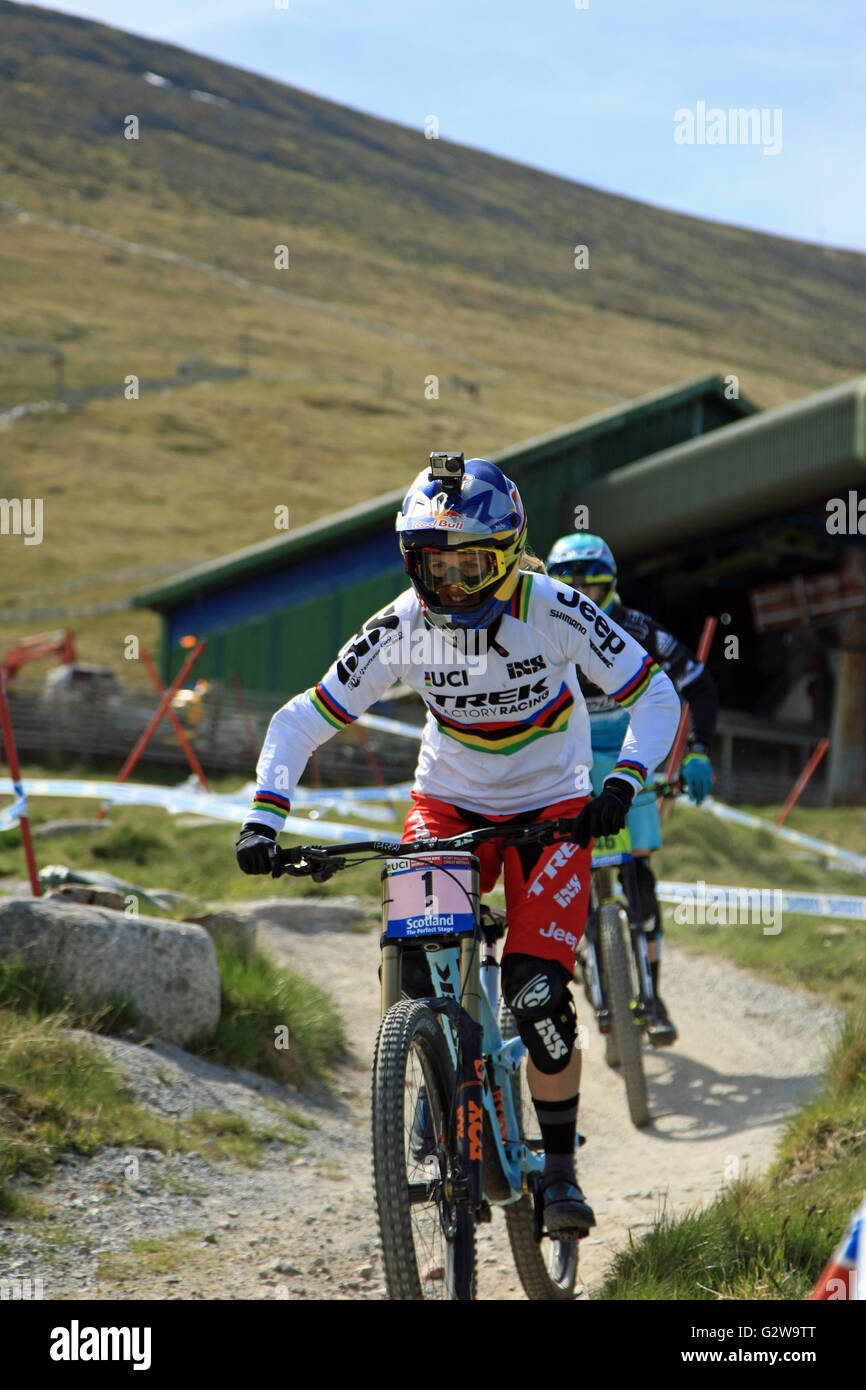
xmin=244 ymin=572 xmax=681 ymax=832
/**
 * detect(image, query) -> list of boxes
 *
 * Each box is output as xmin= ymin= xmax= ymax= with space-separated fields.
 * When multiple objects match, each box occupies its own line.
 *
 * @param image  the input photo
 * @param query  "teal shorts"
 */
xmin=589 ymin=749 xmax=662 ymax=853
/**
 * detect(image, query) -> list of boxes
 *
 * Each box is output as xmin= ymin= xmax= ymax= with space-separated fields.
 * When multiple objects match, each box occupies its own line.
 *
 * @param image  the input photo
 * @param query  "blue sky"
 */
xmin=25 ymin=0 xmax=866 ymax=251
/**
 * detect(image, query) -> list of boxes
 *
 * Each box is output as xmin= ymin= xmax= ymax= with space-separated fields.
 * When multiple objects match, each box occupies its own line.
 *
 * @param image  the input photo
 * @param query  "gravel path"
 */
xmin=0 ymin=910 xmax=840 ymax=1301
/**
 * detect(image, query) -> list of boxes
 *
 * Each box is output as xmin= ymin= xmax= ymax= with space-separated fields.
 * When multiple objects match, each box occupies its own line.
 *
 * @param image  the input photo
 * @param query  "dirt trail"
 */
xmin=260 ymin=920 xmax=839 ymax=1299
xmin=2 ymin=917 xmax=838 ymax=1302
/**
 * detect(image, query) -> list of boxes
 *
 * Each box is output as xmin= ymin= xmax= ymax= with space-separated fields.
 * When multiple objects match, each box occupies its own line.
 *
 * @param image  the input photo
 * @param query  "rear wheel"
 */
xmin=599 ymin=903 xmax=650 ymax=1128
xmin=498 ymin=999 xmax=579 ymax=1300
xmin=371 ymin=999 xmax=476 ymax=1300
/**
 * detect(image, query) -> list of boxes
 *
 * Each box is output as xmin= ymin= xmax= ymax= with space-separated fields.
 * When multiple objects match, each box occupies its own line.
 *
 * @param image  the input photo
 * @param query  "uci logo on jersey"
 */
xmin=556 ymin=591 xmax=626 ymax=655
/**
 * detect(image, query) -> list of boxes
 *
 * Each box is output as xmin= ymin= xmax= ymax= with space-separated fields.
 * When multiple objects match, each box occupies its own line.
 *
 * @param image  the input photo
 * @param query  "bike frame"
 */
xmin=381 ymin=881 xmax=544 ymax=1210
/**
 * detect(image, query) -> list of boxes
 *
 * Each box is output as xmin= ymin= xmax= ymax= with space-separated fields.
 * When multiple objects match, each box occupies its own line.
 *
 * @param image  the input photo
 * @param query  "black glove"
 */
xmin=566 ymin=777 xmax=634 ymax=848
xmin=236 ymin=823 xmax=277 ymax=874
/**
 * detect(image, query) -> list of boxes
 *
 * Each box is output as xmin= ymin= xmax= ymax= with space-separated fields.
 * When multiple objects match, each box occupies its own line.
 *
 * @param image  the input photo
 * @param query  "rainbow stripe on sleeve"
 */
xmin=309 ymin=682 xmax=356 ymax=730
xmin=609 ymin=759 xmax=647 ymax=789
xmin=612 ymin=654 xmax=660 ymax=708
xmin=250 ymin=791 xmax=292 ymax=820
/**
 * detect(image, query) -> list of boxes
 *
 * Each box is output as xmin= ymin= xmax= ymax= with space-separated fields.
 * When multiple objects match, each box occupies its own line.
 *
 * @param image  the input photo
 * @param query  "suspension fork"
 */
xmin=582 ymin=868 xmax=610 ymax=1014
xmin=618 ymin=858 xmax=655 ymax=1006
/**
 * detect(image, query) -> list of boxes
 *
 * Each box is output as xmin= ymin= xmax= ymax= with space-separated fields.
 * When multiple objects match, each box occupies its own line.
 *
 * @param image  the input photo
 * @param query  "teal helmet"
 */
xmin=545 ymin=532 xmax=617 ymax=612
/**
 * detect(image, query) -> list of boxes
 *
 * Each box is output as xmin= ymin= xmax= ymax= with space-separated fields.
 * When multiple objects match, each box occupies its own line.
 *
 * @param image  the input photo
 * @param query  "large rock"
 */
xmin=185 ymin=909 xmax=257 ymax=962
xmin=226 ymin=896 xmax=367 ymax=934
xmin=0 ymin=897 xmax=220 ymax=1047
xmin=46 ymin=885 xmax=127 ymax=912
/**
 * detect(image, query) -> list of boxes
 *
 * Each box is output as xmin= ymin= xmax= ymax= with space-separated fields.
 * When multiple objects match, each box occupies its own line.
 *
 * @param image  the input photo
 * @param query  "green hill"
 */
xmin=2 ymin=1 xmax=865 ymax=674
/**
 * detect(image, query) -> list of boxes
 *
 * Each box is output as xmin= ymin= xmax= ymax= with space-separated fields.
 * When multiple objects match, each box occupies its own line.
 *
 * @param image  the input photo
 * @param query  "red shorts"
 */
xmin=402 ymin=792 xmax=592 ymax=976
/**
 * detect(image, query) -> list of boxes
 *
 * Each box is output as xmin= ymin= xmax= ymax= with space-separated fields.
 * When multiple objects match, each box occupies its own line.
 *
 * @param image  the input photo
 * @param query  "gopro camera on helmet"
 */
xmin=428 ymin=451 xmax=464 ymax=490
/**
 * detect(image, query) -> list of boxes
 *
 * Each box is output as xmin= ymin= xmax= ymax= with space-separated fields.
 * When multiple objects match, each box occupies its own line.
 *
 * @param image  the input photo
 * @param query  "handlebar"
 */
xmin=268 ymin=777 xmax=683 ymax=881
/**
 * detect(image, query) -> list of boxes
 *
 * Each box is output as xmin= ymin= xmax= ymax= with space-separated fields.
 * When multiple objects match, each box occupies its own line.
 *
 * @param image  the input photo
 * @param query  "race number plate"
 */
xmin=381 ymin=853 xmax=478 ymax=939
xmin=590 ymin=825 xmax=633 ymax=867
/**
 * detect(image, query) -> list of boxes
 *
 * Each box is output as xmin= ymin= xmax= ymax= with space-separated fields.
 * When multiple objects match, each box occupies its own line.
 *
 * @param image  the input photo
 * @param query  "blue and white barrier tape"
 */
xmin=677 ymin=795 xmax=866 ymax=876
xmin=0 ymin=778 xmax=400 ymax=844
xmin=0 ymin=790 xmax=27 ymax=831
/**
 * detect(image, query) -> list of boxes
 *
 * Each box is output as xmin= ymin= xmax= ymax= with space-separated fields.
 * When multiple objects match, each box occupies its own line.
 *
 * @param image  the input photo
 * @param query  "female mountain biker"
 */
xmin=237 ymin=455 xmax=680 ymax=1235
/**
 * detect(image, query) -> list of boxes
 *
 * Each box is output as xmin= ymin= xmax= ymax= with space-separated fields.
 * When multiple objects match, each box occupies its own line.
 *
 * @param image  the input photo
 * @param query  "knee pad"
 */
xmin=501 ymin=954 xmax=576 ymax=1074
xmin=632 ymin=857 xmax=662 ymax=938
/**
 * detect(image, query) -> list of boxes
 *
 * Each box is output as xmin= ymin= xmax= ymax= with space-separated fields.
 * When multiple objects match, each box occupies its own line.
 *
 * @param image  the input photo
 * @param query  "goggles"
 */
xmin=548 ymin=564 xmax=615 ymax=592
xmin=407 ymin=545 xmax=508 ymax=596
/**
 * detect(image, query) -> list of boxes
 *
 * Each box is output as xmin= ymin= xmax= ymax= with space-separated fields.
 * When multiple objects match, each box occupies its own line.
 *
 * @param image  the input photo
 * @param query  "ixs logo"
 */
xmin=534 ymin=1017 xmax=569 ymax=1062
xmin=505 ymin=654 xmax=545 ymax=679
xmin=552 ymin=871 xmax=582 ymax=909
xmin=527 ymin=842 xmax=580 ymax=897
xmin=555 ymin=590 xmax=625 ymax=656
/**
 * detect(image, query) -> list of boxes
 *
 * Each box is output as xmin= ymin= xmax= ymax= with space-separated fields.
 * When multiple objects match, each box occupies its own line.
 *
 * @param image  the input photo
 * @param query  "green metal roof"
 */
xmin=580 ymin=375 xmax=866 ymax=558
xmin=135 ymin=373 xmax=755 ymax=611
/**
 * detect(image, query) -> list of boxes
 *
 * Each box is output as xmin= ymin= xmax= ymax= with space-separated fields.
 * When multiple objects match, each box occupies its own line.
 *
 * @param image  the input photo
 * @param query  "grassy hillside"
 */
xmin=2 ymin=2 xmax=866 ymax=675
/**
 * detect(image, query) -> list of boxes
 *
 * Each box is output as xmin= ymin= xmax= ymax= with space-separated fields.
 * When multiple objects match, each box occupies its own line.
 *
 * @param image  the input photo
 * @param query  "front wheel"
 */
xmin=371 ymin=999 xmax=476 ymax=1299
xmin=599 ymin=903 xmax=650 ymax=1128
xmin=499 ymin=999 xmax=579 ymax=1300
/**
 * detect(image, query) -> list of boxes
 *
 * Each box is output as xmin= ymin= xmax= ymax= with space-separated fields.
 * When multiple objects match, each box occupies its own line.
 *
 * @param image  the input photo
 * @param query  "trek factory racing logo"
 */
xmin=551 ymin=591 xmax=626 ymax=667
xmin=527 ymin=842 xmax=581 ymax=900
xmin=428 ymin=679 xmax=549 ymax=717
xmin=335 ymin=607 xmax=401 ymax=687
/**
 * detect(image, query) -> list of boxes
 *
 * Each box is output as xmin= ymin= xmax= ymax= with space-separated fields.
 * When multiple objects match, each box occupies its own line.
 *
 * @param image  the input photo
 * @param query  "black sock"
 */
xmin=533 ymin=1093 xmax=579 ymax=1180
xmin=650 ymin=958 xmax=660 ymax=994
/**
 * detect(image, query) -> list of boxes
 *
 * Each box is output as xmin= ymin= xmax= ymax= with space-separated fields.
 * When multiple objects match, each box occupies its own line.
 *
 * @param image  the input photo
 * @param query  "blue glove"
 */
xmin=681 ymin=751 xmax=714 ymax=805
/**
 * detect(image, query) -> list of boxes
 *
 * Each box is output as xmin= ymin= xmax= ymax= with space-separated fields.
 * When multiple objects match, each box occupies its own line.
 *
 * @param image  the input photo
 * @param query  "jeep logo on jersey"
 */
xmin=335 ymin=608 xmax=401 ymax=685
xmin=505 ymin=655 xmax=546 ymax=679
xmin=555 ymin=590 xmax=626 ymax=655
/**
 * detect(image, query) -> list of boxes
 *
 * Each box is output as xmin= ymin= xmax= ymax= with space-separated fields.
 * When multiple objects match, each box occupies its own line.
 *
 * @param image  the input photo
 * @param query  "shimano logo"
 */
xmin=550 ymin=608 xmax=587 ymax=635
xmin=511 ymin=973 xmax=551 ymax=1011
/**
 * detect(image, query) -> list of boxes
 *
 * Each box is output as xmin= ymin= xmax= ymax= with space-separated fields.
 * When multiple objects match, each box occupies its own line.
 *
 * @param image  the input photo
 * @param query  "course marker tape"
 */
xmin=677 ymin=795 xmax=866 ymax=875
xmin=0 ymin=778 xmax=400 ymax=844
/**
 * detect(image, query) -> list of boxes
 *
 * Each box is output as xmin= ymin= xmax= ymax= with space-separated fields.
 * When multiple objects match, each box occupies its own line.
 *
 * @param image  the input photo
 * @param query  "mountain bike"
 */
xmin=271 ymin=817 xmax=587 ymax=1302
xmin=576 ymin=778 xmax=681 ymax=1129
